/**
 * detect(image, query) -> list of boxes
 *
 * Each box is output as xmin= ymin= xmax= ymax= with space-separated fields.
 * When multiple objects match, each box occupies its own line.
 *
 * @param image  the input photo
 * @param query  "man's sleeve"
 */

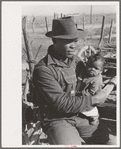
xmin=33 ymin=66 xmax=92 ymax=114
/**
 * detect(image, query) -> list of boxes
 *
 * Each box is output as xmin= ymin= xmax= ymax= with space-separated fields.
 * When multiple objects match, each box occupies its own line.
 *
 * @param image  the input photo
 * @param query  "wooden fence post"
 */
xmin=108 ymin=20 xmax=114 ymax=44
xmin=32 ymin=17 xmax=35 ymax=33
xmin=61 ymin=13 xmax=63 ymax=18
xmin=98 ymin=15 xmax=105 ymax=49
xmin=22 ymin=16 xmax=34 ymax=76
xmin=22 ymin=17 xmax=35 ymax=101
xmin=83 ymin=15 xmax=85 ymax=30
xmin=90 ymin=5 xmax=92 ymax=24
xmin=34 ymin=45 xmax=42 ymax=61
xmin=45 ymin=17 xmax=48 ymax=32
xmin=22 ymin=69 xmax=30 ymax=101
xmin=54 ymin=13 xmax=56 ymax=19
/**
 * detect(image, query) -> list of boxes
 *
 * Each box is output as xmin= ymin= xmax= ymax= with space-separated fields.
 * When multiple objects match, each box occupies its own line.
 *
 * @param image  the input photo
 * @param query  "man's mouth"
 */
xmin=67 ymin=51 xmax=75 ymax=55
xmin=90 ymin=71 xmax=95 ymax=75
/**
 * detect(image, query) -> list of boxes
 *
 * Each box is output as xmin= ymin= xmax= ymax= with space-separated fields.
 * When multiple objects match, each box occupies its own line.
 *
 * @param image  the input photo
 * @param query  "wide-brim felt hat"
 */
xmin=45 ymin=17 xmax=86 ymax=39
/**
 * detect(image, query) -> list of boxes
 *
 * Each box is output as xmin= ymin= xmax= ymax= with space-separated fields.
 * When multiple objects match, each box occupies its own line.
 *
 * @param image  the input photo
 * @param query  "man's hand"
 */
xmin=91 ymin=76 xmax=117 ymax=106
xmin=91 ymin=90 xmax=107 ymax=105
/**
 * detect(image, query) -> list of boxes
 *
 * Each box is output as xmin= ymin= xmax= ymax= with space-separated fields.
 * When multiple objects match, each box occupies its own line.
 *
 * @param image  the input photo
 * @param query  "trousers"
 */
xmin=42 ymin=116 xmax=116 ymax=145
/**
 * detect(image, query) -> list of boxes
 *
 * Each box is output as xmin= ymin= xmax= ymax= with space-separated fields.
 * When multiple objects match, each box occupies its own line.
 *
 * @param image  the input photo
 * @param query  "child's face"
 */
xmin=86 ymin=60 xmax=103 ymax=77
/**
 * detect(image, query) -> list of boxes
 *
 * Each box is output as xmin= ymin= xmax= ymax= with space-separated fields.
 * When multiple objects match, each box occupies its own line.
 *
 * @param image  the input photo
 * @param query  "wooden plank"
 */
xmin=101 ymin=47 xmax=116 ymax=51
xmin=105 ymin=44 xmax=116 ymax=48
xmin=104 ymin=57 xmax=116 ymax=63
xmin=104 ymin=66 xmax=116 ymax=69
xmin=102 ymin=75 xmax=111 ymax=79
xmin=101 ymin=118 xmax=116 ymax=122
xmin=105 ymin=62 xmax=116 ymax=66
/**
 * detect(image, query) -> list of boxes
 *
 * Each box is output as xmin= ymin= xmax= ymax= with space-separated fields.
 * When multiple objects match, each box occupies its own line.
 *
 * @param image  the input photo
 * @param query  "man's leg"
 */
xmin=76 ymin=118 xmax=116 ymax=145
xmin=42 ymin=119 xmax=82 ymax=145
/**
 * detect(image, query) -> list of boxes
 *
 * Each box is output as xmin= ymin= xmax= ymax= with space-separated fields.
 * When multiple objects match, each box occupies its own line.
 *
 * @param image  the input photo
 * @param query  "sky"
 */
xmin=22 ymin=2 xmax=118 ymax=16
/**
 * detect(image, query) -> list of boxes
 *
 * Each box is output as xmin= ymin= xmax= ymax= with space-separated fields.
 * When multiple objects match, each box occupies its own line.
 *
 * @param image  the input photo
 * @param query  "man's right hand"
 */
xmin=91 ymin=76 xmax=116 ymax=106
xmin=91 ymin=90 xmax=107 ymax=105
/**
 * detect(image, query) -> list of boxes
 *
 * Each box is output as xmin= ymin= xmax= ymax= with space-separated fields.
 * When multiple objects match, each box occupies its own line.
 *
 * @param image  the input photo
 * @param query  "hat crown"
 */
xmin=52 ymin=17 xmax=77 ymax=36
xmin=45 ymin=16 xmax=86 ymax=39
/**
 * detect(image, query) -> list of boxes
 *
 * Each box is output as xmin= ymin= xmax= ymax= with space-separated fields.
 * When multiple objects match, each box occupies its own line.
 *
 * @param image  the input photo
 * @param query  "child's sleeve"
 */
xmin=88 ymin=75 xmax=103 ymax=95
xmin=88 ymin=81 xmax=101 ymax=95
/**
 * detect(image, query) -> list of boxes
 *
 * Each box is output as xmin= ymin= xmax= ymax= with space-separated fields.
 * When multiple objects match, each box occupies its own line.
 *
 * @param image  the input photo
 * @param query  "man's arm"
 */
xmin=33 ymin=65 xmax=116 ymax=113
xmin=33 ymin=65 xmax=92 ymax=113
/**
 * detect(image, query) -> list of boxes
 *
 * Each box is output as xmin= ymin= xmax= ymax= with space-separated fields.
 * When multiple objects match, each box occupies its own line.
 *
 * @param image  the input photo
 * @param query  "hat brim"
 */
xmin=45 ymin=29 xmax=86 ymax=39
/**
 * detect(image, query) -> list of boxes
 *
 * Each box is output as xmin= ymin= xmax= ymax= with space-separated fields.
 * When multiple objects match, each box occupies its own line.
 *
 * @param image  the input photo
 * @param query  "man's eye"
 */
xmin=95 ymin=67 xmax=99 ymax=70
xmin=74 ymin=39 xmax=78 ymax=43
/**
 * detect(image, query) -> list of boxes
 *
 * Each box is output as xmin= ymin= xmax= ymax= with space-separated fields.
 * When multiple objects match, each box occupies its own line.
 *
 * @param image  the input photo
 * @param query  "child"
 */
xmin=76 ymin=53 xmax=105 ymax=125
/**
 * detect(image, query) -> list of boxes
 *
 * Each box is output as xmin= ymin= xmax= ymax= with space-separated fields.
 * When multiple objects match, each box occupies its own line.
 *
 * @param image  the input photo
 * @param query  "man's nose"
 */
xmin=70 ymin=42 xmax=77 ymax=48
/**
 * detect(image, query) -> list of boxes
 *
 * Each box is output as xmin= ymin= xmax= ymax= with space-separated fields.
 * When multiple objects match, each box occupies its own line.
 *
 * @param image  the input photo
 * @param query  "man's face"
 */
xmin=54 ymin=38 xmax=78 ymax=59
xmin=86 ymin=60 xmax=103 ymax=77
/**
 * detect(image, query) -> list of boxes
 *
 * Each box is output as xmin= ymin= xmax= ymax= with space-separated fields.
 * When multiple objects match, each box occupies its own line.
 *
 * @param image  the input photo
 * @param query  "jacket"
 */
xmin=32 ymin=45 xmax=92 ymax=120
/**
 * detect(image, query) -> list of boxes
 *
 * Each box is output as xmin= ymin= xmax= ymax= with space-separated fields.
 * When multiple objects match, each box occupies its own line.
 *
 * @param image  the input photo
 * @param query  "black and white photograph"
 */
xmin=2 ymin=1 xmax=120 ymax=147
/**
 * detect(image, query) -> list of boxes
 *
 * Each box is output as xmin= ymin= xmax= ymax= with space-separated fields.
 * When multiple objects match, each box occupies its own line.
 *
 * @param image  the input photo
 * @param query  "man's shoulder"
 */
xmin=34 ymin=56 xmax=48 ymax=71
xmin=35 ymin=55 xmax=47 ymax=66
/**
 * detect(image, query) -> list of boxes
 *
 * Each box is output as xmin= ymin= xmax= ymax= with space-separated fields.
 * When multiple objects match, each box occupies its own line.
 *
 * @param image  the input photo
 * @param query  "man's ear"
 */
xmin=52 ymin=38 xmax=57 ymax=44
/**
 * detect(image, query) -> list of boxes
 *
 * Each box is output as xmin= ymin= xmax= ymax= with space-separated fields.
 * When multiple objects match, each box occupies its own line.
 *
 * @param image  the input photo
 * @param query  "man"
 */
xmin=32 ymin=17 xmax=116 ymax=145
